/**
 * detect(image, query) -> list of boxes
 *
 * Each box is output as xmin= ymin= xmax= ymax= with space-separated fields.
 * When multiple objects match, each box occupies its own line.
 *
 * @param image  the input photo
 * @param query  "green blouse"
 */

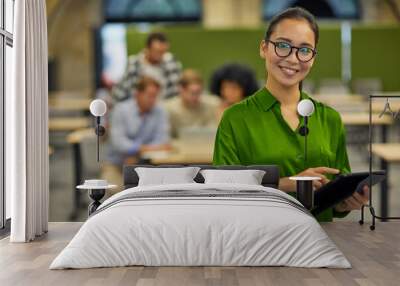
xmin=213 ymin=87 xmax=351 ymax=222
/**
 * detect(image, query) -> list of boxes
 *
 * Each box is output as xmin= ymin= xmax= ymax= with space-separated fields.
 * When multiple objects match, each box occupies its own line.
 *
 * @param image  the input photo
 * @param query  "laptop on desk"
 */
xmin=176 ymin=127 xmax=217 ymax=155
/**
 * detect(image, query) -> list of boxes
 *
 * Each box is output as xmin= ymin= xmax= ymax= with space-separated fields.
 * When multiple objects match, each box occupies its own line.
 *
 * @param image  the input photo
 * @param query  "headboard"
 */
xmin=123 ymin=165 xmax=280 ymax=189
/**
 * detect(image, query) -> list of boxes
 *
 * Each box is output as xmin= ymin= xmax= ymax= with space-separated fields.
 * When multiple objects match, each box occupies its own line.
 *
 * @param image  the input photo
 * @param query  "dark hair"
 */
xmin=146 ymin=32 xmax=168 ymax=48
xmin=265 ymin=7 xmax=319 ymax=46
xmin=209 ymin=63 xmax=259 ymax=98
xmin=135 ymin=76 xmax=161 ymax=92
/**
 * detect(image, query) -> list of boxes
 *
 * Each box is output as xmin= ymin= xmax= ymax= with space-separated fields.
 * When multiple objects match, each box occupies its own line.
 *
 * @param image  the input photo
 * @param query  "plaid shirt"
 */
xmin=112 ymin=51 xmax=182 ymax=102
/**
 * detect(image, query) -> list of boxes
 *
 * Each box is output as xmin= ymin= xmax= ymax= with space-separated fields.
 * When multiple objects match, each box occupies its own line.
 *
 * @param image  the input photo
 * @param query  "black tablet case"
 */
xmin=311 ymin=171 xmax=386 ymax=215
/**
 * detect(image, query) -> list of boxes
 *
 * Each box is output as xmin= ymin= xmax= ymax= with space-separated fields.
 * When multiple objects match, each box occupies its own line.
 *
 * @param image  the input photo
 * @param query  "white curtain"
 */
xmin=7 ymin=0 xmax=49 ymax=242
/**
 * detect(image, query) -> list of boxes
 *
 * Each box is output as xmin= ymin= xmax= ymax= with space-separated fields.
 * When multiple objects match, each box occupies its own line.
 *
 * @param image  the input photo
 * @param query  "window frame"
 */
xmin=102 ymin=0 xmax=202 ymax=23
xmin=0 ymin=0 xmax=13 ymax=231
xmin=262 ymin=0 xmax=362 ymax=20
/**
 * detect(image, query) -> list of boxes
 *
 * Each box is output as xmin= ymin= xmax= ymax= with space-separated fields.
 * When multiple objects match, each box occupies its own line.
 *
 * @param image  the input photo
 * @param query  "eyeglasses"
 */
xmin=266 ymin=40 xmax=317 ymax=63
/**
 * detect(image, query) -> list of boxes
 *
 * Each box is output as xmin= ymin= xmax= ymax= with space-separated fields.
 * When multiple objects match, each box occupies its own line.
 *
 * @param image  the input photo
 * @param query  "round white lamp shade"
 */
xmin=297 ymin=99 xmax=315 ymax=117
xmin=90 ymin=99 xmax=107 ymax=117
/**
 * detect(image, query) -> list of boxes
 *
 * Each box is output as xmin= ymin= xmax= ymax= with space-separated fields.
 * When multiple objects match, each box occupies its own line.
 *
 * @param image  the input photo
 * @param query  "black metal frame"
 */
xmin=359 ymin=94 xmax=400 ymax=230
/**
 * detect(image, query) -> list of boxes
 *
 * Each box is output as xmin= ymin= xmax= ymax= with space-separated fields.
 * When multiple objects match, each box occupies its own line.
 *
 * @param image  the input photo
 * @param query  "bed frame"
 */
xmin=123 ymin=165 xmax=280 ymax=189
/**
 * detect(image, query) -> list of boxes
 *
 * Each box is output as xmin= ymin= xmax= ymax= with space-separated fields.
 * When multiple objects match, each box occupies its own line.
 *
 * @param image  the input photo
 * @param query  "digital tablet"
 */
xmin=311 ymin=171 xmax=386 ymax=216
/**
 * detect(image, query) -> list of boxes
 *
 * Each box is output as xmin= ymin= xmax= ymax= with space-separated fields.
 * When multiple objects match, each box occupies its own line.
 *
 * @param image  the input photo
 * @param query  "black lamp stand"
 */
xmin=296 ymin=180 xmax=314 ymax=210
xmin=88 ymin=189 xmax=106 ymax=215
xmin=296 ymin=116 xmax=314 ymax=209
xmin=299 ymin=116 xmax=309 ymax=168
xmin=94 ymin=116 xmax=106 ymax=162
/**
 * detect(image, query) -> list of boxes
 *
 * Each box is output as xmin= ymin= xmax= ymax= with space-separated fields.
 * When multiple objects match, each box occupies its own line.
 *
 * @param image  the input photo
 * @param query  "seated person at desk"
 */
xmin=163 ymin=69 xmax=220 ymax=138
xmin=212 ymin=7 xmax=369 ymax=222
xmin=210 ymin=63 xmax=259 ymax=122
xmin=112 ymin=32 xmax=182 ymax=101
xmin=102 ymin=76 xmax=171 ymax=190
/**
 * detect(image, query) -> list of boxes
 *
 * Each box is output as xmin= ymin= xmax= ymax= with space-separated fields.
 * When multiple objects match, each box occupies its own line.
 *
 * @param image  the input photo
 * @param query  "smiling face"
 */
xmin=260 ymin=18 xmax=316 ymax=89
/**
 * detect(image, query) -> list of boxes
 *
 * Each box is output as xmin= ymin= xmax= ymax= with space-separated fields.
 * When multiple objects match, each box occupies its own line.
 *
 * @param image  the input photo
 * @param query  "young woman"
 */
xmin=212 ymin=7 xmax=369 ymax=221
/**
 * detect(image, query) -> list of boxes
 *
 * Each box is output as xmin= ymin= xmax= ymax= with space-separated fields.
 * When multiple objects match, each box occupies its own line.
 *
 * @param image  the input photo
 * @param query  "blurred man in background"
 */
xmin=103 ymin=76 xmax=171 ymax=190
xmin=112 ymin=32 xmax=182 ymax=101
xmin=164 ymin=69 xmax=220 ymax=138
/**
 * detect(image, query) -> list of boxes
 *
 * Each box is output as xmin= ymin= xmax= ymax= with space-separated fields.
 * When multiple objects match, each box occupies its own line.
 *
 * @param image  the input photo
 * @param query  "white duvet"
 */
xmin=50 ymin=183 xmax=351 ymax=269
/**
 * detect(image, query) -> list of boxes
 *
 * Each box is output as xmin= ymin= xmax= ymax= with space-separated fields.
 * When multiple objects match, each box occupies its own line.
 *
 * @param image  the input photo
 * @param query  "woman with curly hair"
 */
xmin=209 ymin=63 xmax=259 ymax=121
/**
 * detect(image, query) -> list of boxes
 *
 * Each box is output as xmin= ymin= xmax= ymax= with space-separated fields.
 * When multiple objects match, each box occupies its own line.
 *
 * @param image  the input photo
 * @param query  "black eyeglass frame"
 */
xmin=266 ymin=40 xmax=317 ymax=63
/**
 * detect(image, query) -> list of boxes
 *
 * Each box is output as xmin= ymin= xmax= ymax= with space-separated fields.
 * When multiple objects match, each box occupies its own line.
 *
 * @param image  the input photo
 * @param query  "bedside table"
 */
xmin=289 ymin=176 xmax=321 ymax=210
xmin=77 ymin=182 xmax=117 ymax=215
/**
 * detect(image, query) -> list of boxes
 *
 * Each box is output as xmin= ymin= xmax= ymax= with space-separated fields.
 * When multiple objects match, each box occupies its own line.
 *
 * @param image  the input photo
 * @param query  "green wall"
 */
xmin=306 ymin=26 xmax=341 ymax=82
xmin=126 ymin=24 xmax=400 ymax=91
xmin=126 ymin=26 xmax=268 ymax=83
xmin=352 ymin=24 xmax=400 ymax=92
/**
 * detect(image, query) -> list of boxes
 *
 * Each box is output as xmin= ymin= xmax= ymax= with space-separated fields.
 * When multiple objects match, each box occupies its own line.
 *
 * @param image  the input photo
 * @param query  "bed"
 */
xmin=50 ymin=165 xmax=350 ymax=269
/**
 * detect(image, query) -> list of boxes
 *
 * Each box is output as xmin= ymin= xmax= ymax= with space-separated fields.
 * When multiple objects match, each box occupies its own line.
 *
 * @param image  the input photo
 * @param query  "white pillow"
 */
xmin=200 ymin=169 xmax=266 ymax=185
xmin=135 ymin=167 xmax=201 ymax=186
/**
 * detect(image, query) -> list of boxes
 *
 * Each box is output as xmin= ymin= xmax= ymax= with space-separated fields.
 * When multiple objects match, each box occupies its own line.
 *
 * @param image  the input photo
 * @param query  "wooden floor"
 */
xmin=0 ymin=222 xmax=399 ymax=286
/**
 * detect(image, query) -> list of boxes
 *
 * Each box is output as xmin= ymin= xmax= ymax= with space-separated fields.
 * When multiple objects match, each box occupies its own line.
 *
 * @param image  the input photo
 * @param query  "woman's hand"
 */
xmin=335 ymin=185 xmax=370 ymax=212
xmin=296 ymin=167 xmax=340 ymax=189
xmin=279 ymin=166 xmax=339 ymax=192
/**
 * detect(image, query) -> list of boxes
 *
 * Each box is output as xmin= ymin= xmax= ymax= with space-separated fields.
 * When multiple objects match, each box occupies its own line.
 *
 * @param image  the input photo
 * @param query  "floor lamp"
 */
xmin=89 ymin=99 xmax=107 ymax=162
